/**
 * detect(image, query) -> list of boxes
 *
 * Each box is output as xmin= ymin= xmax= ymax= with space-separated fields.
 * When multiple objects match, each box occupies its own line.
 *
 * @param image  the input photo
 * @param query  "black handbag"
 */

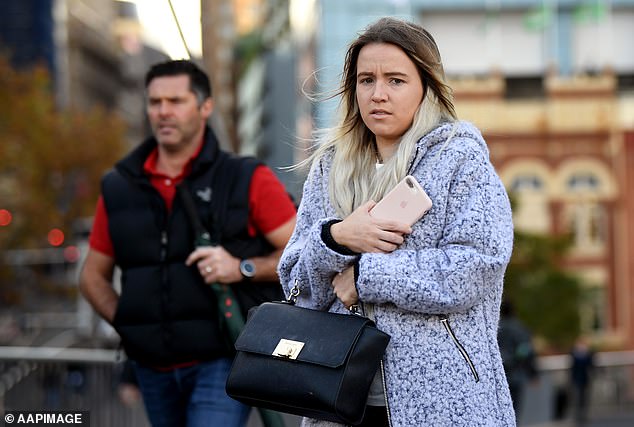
xmin=225 ymin=283 xmax=391 ymax=425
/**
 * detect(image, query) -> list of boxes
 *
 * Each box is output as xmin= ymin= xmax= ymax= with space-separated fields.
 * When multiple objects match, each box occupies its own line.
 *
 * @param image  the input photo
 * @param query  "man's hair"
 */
xmin=144 ymin=60 xmax=212 ymax=104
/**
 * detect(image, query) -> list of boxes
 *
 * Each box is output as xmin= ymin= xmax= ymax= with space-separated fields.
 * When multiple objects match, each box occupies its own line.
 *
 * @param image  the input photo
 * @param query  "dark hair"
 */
xmin=144 ymin=60 xmax=212 ymax=104
xmin=339 ymin=17 xmax=456 ymax=130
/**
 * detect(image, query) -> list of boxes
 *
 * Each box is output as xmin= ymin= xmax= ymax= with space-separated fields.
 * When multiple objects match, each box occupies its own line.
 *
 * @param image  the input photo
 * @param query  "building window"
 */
xmin=563 ymin=171 xmax=606 ymax=251
xmin=510 ymin=174 xmax=544 ymax=193
xmin=567 ymin=203 xmax=607 ymax=251
xmin=567 ymin=172 xmax=600 ymax=192
xmin=580 ymin=286 xmax=606 ymax=334
xmin=504 ymin=76 xmax=544 ymax=100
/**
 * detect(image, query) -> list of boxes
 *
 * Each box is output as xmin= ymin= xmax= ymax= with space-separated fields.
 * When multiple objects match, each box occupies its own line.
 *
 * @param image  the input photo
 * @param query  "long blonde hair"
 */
xmin=308 ymin=17 xmax=458 ymax=217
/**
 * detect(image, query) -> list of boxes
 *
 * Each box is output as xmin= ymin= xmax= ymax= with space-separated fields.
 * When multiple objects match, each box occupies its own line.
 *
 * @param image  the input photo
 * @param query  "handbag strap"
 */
xmin=176 ymin=182 xmax=246 ymax=333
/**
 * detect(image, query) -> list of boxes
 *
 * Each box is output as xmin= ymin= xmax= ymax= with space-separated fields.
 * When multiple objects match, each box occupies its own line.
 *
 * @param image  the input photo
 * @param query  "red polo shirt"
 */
xmin=89 ymin=147 xmax=296 ymax=256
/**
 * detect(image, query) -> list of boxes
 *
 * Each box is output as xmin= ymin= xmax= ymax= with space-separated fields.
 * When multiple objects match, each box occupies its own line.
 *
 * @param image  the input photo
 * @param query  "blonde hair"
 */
xmin=306 ymin=17 xmax=457 ymax=217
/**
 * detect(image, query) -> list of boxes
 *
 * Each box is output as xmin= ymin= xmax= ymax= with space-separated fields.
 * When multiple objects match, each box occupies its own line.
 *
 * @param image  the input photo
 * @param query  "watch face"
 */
xmin=240 ymin=260 xmax=256 ymax=278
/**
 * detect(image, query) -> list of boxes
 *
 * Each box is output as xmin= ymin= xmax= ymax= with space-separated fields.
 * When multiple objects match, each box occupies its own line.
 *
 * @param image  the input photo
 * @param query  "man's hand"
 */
xmin=185 ymin=246 xmax=242 ymax=284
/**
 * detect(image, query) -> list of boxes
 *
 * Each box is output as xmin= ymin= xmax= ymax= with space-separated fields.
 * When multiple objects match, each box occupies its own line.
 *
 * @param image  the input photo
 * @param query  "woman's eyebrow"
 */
xmin=357 ymin=71 xmax=409 ymax=78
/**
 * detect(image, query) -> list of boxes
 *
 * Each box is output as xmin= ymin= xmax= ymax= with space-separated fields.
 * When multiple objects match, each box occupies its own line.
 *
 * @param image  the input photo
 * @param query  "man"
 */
xmin=79 ymin=60 xmax=296 ymax=427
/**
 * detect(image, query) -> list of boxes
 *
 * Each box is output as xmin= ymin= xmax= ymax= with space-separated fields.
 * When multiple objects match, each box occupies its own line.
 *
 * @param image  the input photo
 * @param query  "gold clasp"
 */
xmin=272 ymin=339 xmax=305 ymax=360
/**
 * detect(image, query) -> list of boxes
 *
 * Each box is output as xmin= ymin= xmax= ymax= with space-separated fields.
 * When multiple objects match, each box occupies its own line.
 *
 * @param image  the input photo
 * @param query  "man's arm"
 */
xmin=248 ymin=216 xmax=296 ymax=281
xmin=78 ymin=249 xmax=118 ymax=324
xmin=185 ymin=216 xmax=296 ymax=284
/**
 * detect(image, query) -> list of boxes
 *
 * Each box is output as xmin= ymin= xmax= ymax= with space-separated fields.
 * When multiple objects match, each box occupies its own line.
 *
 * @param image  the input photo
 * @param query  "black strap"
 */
xmin=176 ymin=183 xmax=215 ymax=246
xmin=176 ymin=169 xmax=286 ymax=427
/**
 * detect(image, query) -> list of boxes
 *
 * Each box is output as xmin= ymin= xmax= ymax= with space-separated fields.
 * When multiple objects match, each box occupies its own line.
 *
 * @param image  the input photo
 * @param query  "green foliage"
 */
xmin=504 ymin=230 xmax=583 ymax=352
xmin=235 ymin=30 xmax=265 ymax=76
xmin=0 ymin=55 xmax=126 ymax=301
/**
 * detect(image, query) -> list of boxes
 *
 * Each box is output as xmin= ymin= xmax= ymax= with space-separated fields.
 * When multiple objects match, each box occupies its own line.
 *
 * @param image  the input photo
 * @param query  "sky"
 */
xmin=128 ymin=0 xmax=202 ymax=59
xmin=127 ymin=0 xmax=316 ymax=59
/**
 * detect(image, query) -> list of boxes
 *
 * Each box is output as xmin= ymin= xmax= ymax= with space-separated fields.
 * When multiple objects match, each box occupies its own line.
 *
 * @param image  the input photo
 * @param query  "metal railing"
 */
xmin=519 ymin=351 xmax=634 ymax=425
xmin=1 ymin=347 xmax=633 ymax=427
xmin=0 ymin=347 xmax=149 ymax=427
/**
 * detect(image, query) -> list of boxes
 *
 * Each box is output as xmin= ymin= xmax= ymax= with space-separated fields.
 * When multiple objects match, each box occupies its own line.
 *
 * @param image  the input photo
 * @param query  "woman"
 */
xmin=279 ymin=17 xmax=515 ymax=427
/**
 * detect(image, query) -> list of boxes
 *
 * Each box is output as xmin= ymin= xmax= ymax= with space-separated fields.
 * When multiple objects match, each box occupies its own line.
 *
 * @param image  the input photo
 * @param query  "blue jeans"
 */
xmin=133 ymin=358 xmax=250 ymax=427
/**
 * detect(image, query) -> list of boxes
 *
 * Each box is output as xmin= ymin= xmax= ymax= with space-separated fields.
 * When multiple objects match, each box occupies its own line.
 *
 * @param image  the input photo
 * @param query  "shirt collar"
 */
xmin=142 ymin=138 xmax=205 ymax=179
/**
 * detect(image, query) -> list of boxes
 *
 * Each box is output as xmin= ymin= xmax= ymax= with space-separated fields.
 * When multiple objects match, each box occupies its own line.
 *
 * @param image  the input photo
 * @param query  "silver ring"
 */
xmin=205 ymin=266 xmax=212 ymax=274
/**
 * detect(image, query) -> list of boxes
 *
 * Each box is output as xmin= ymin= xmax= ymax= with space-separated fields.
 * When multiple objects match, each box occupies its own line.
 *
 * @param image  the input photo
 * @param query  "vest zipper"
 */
xmin=440 ymin=314 xmax=480 ymax=382
xmin=160 ymin=231 xmax=168 ymax=262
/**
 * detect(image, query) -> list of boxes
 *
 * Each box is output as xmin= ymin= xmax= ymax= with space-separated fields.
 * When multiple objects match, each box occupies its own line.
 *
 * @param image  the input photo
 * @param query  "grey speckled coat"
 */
xmin=278 ymin=121 xmax=516 ymax=427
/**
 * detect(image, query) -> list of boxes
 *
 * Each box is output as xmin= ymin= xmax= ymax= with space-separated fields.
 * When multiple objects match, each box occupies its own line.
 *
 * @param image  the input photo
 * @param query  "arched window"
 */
xmin=510 ymin=174 xmax=544 ymax=193
xmin=567 ymin=172 xmax=600 ymax=192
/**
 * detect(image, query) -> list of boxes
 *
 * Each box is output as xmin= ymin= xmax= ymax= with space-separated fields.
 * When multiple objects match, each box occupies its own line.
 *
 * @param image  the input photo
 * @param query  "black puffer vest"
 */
xmin=103 ymin=127 xmax=282 ymax=366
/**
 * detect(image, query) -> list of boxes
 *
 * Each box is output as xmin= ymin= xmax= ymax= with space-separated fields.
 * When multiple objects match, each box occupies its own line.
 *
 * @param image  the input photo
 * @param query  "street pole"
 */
xmin=201 ymin=0 xmax=238 ymax=152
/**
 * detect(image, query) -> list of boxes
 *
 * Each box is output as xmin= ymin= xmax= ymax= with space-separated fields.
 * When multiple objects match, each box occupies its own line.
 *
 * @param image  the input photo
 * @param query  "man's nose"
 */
xmin=158 ymin=101 xmax=172 ymax=115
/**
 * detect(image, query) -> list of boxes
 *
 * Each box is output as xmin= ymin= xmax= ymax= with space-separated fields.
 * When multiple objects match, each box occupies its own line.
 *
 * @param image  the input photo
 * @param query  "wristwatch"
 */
xmin=239 ymin=259 xmax=256 ymax=279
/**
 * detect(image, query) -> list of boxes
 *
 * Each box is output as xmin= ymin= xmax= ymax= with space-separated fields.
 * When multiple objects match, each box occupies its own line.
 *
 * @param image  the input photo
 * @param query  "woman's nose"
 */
xmin=371 ymin=82 xmax=387 ymax=102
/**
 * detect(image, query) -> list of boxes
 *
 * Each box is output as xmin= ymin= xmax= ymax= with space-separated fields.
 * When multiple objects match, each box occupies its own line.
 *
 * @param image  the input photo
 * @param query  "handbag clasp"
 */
xmin=272 ymin=339 xmax=305 ymax=360
xmin=286 ymin=280 xmax=301 ymax=304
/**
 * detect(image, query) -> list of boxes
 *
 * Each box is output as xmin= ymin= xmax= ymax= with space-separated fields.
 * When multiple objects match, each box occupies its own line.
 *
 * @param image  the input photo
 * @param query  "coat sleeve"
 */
xmin=277 ymin=156 xmax=359 ymax=311
xmin=357 ymin=139 xmax=514 ymax=315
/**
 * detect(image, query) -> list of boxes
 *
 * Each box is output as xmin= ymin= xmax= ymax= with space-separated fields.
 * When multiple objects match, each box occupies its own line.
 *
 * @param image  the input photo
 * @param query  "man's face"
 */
xmin=146 ymin=74 xmax=212 ymax=150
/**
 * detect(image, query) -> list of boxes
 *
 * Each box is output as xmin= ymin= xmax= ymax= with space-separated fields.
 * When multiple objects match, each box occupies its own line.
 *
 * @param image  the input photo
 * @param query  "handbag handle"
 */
xmin=286 ymin=279 xmax=364 ymax=316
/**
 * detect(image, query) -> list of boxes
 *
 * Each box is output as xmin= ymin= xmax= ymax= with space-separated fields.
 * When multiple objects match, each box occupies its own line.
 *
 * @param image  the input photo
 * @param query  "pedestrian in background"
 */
xmin=79 ymin=59 xmax=296 ymax=427
xmin=498 ymin=300 xmax=538 ymax=420
xmin=278 ymin=17 xmax=515 ymax=426
xmin=570 ymin=336 xmax=594 ymax=425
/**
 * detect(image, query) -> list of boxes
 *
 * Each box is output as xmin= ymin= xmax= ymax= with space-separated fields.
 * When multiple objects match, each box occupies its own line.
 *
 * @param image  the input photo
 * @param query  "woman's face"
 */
xmin=355 ymin=42 xmax=424 ymax=152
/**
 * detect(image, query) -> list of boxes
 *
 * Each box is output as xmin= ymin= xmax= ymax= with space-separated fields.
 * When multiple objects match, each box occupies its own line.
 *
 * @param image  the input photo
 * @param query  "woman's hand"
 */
xmin=330 ymin=201 xmax=411 ymax=253
xmin=332 ymin=267 xmax=358 ymax=309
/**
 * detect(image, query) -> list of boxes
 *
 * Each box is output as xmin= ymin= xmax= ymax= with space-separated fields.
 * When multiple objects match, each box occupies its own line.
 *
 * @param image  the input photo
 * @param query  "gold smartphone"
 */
xmin=370 ymin=175 xmax=432 ymax=226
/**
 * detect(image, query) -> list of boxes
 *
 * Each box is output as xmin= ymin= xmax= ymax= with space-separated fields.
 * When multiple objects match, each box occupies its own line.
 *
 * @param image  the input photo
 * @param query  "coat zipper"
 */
xmin=380 ymin=359 xmax=393 ymax=427
xmin=365 ymin=303 xmax=393 ymax=426
xmin=440 ymin=314 xmax=480 ymax=382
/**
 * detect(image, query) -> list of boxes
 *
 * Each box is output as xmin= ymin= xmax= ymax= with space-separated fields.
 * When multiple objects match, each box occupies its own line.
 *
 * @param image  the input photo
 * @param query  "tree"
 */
xmin=0 ymin=55 xmax=126 ymax=302
xmin=504 ymin=230 xmax=583 ymax=352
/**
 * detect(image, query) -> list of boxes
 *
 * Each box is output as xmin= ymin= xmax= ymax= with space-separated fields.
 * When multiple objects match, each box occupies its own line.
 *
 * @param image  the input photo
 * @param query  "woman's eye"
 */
xmin=359 ymin=77 xmax=373 ymax=84
xmin=390 ymin=78 xmax=404 ymax=85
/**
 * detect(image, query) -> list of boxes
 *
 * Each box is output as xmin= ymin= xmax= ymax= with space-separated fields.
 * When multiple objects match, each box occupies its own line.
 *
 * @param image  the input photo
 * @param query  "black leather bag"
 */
xmin=225 ymin=292 xmax=391 ymax=425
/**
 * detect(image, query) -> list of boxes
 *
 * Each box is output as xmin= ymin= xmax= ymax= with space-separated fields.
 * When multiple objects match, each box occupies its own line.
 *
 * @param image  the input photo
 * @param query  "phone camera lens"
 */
xmin=406 ymin=178 xmax=414 ymax=188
